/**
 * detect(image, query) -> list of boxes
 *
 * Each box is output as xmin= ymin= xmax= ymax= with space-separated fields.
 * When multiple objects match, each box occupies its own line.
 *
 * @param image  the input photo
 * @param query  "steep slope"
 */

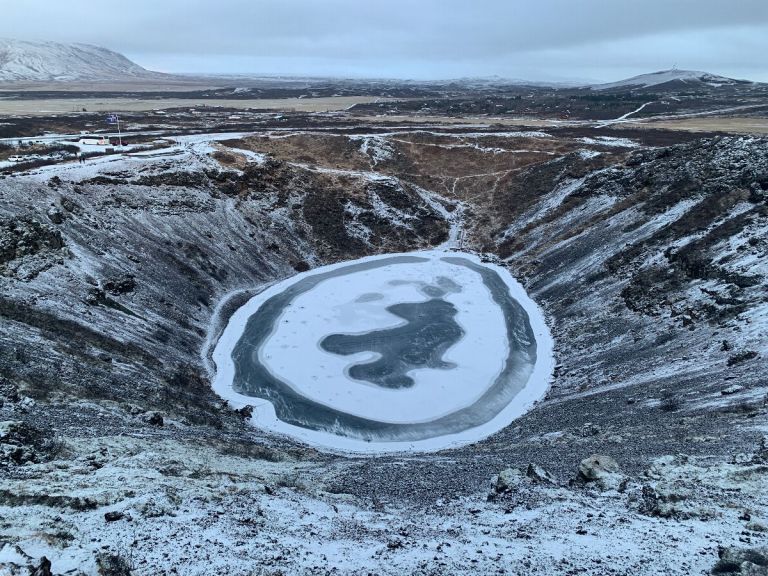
xmin=594 ymin=69 xmax=749 ymax=91
xmin=0 ymin=137 xmax=451 ymax=429
xmin=492 ymin=136 xmax=767 ymax=406
xmin=0 ymin=38 xmax=163 ymax=82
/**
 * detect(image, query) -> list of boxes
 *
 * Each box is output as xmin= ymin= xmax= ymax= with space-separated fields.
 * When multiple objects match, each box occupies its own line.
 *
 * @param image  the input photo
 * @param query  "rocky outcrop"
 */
xmin=0 ymin=420 xmax=56 ymax=466
xmin=526 ymin=463 xmax=556 ymax=485
xmin=712 ymin=546 xmax=768 ymax=575
xmin=493 ymin=467 xmax=524 ymax=494
xmin=576 ymin=454 xmax=623 ymax=490
xmin=0 ymin=216 xmax=66 ymax=279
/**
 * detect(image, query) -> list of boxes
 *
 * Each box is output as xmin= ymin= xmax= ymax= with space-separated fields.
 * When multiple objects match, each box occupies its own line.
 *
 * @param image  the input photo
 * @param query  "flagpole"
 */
xmin=106 ymin=114 xmax=123 ymax=146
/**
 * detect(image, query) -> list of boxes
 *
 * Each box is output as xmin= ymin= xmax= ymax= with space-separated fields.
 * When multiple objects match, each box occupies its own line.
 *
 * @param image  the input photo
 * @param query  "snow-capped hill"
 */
xmin=593 ymin=69 xmax=749 ymax=91
xmin=0 ymin=38 xmax=164 ymax=83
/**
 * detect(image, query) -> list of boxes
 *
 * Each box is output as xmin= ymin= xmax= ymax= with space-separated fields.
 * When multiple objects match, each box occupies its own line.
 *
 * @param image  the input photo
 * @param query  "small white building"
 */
xmin=78 ymin=137 xmax=109 ymax=146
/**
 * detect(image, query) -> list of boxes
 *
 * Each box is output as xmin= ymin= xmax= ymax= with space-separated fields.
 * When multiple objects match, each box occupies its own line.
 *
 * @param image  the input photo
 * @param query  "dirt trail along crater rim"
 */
xmin=211 ymin=251 xmax=553 ymax=453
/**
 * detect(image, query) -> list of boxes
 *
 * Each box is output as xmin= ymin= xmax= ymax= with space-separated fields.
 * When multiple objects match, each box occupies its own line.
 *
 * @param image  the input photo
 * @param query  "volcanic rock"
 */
xmin=577 ymin=454 xmax=623 ymax=490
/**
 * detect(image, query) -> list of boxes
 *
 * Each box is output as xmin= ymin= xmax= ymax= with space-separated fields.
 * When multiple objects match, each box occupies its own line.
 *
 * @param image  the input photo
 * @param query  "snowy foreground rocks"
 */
xmin=713 ymin=546 xmax=768 ymax=575
xmin=1 ymin=434 xmax=768 ymax=575
xmin=0 ymin=420 xmax=55 ymax=467
xmin=493 ymin=455 xmax=624 ymax=495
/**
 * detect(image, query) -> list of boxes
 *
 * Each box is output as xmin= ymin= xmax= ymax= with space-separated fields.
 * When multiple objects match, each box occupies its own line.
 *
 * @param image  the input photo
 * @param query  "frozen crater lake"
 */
xmin=212 ymin=251 xmax=553 ymax=452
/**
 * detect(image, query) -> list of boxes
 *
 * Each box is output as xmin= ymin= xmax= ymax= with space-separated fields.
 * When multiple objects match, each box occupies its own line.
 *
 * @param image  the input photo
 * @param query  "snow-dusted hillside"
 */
xmin=0 ymin=38 xmax=163 ymax=83
xmin=0 ymin=124 xmax=766 ymax=575
xmin=594 ymin=69 xmax=748 ymax=91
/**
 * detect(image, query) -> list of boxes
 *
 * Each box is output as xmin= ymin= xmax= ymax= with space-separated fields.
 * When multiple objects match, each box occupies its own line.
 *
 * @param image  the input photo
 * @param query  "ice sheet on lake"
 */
xmin=212 ymin=251 xmax=553 ymax=453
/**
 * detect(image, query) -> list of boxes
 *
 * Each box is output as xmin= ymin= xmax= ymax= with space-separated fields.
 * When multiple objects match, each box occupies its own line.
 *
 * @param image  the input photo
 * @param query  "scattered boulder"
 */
xmin=146 ymin=412 xmax=164 ymax=427
xmin=85 ymin=287 xmax=107 ymax=306
xmin=103 ymin=275 xmax=136 ymax=295
xmin=60 ymin=196 xmax=79 ymax=213
xmin=711 ymin=546 xmax=768 ymax=575
xmin=493 ymin=468 xmax=524 ymax=494
xmin=655 ymin=483 xmax=692 ymax=504
xmin=0 ymin=420 xmax=52 ymax=466
xmin=46 ymin=208 xmax=64 ymax=225
xmin=386 ymin=538 xmax=405 ymax=550
xmin=104 ymin=511 xmax=127 ymax=522
xmin=577 ymin=454 xmax=623 ymax=490
xmin=18 ymin=396 xmax=36 ymax=412
xmin=639 ymin=484 xmax=664 ymax=517
xmin=645 ymin=454 xmax=686 ymax=479
xmin=96 ymin=552 xmax=133 ymax=576
xmin=578 ymin=454 xmax=620 ymax=478
xmin=234 ymin=405 xmax=254 ymax=419
xmin=722 ymin=385 xmax=746 ymax=396
xmin=727 ymin=351 xmax=759 ymax=367
xmin=30 ymin=556 xmax=52 ymax=576
xmin=493 ymin=464 xmax=557 ymax=495
xmin=526 ymin=463 xmax=556 ymax=485
xmin=579 ymin=422 xmax=602 ymax=437
xmin=638 ymin=482 xmax=708 ymax=519
xmin=139 ymin=498 xmax=175 ymax=518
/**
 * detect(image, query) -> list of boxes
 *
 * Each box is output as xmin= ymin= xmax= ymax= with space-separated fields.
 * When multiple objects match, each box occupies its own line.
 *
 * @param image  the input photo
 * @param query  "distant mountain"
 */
xmin=435 ymin=75 xmax=588 ymax=88
xmin=0 ymin=38 xmax=166 ymax=83
xmin=592 ymin=69 xmax=752 ymax=91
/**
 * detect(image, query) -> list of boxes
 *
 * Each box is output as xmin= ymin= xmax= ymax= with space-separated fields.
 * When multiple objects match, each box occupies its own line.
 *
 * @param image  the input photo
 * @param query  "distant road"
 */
xmin=0 ymin=96 xmax=388 ymax=116
xmin=360 ymin=112 xmax=768 ymax=135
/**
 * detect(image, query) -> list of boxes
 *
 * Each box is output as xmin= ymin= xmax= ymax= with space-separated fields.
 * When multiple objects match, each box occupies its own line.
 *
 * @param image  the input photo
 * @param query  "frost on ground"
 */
xmin=1 ymin=433 xmax=767 ymax=575
xmin=0 ymin=128 xmax=767 ymax=575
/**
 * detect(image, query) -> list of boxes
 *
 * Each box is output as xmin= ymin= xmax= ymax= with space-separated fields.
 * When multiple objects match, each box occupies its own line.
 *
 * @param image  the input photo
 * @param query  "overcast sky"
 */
xmin=2 ymin=0 xmax=767 ymax=82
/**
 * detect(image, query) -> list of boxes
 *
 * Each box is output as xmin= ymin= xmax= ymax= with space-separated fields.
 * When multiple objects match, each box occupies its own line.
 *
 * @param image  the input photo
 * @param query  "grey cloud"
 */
xmin=1 ymin=0 xmax=767 ymax=81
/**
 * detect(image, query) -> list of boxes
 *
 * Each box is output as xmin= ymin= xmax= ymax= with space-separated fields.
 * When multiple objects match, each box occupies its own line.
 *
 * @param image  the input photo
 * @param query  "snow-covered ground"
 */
xmin=593 ymin=69 xmax=742 ymax=90
xmin=597 ymin=102 xmax=655 ymax=127
xmin=578 ymin=136 xmax=640 ymax=148
xmin=1 ymin=433 xmax=765 ymax=576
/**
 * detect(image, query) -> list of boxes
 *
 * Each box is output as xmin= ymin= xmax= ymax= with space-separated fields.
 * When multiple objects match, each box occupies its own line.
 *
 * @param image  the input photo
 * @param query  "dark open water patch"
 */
xmin=321 ymin=298 xmax=464 ymax=389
